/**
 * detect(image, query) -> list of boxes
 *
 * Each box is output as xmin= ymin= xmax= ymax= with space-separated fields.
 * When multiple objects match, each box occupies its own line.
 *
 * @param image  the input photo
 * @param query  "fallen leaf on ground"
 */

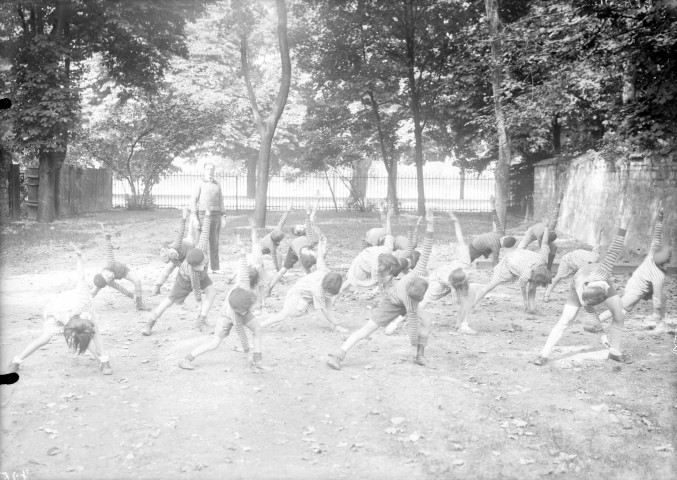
xmin=47 ymin=447 xmax=61 ymax=456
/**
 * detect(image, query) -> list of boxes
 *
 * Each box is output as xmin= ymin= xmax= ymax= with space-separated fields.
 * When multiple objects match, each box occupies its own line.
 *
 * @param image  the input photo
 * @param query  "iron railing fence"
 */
xmin=113 ymin=172 xmax=495 ymax=212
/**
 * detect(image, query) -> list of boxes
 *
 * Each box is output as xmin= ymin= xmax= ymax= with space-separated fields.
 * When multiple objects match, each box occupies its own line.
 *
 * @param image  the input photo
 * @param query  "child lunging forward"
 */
xmin=260 ymin=226 xmax=346 ymax=334
xmin=340 ymin=205 xmax=401 ymax=299
xmin=533 ymin=206 xmax=632 ymax=366
xmin=543 ymin=227 xmax=603 ymax=302
xmin=7 ymin=246 xmax=113 ymax=375
xmin=92 ymin=224 xmax=148 ymax=311
xmin=152 ymin=207 xmax=194 ymax=296
xmin=179 ymin=231 xmax=264 ymax=371
xmin=594 ymin=199 xmax=671 ymax=335
xmin=266 ymin=200 xmax=320 ymax=295
xmin=142 ymin=209 xmax=217 ymax=335
xmin=326 ymin=208 xmax=434 ymax=370
xmin=468 ymin=196 xmax=516 ymax=267
xmin=386 ymin=211 xmax=477 ymax=336
xmin=472 ymin=217 xmax=553 ymax=315
xmin=517 ymin=195 xmax=562 ymax=271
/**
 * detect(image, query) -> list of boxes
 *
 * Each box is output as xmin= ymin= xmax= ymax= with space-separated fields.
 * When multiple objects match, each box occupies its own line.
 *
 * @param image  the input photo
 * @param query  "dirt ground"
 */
xmin=1 ymin=209 xmax=676 ymax=480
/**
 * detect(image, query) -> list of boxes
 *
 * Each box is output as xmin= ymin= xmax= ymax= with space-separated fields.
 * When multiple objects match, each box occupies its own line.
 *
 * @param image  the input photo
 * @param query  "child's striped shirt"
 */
xmin=388 ymin=230 xmax=433 ymax=342
xmin=178 ymin=213 xmax=212 ymax=302
xmin=573 ymin=228 xmax=627 ymax=327
xmin=489 ymin=233 xmax=550 ymax=289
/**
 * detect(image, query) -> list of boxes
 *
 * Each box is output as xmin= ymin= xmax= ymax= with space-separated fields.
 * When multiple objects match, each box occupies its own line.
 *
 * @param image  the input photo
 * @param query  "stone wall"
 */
xmin=534 ymin=151 xmax=677 ymax=264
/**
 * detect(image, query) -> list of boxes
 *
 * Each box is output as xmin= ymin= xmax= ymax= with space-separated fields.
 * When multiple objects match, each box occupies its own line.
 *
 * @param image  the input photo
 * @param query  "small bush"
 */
xmin=125 ymin=194 xmax=155 ymax=210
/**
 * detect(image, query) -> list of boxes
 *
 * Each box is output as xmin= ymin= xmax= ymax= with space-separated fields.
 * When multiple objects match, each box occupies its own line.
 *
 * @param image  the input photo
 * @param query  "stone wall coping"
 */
xmin=475 ymin=260 xmax=677 ymax=275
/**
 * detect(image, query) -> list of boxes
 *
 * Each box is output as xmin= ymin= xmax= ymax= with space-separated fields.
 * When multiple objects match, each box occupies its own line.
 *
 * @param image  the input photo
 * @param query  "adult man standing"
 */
xmin=191 ymin=163 xmax=226 ymax=274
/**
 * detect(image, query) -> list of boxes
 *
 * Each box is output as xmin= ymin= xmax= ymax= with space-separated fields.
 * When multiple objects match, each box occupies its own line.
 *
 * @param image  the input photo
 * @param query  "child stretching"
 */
xmin=266 ymin=201 xmax=319 ymax=296
xmin=91 ymin=224 xmax=148 ymax=311
xmin=386 ymin=211 xmax=477 ymax=336
xmin=326 ymin=209 xmax=434 ymax=370
xmin=468 ymin=196 xmax=517 ymax=267
xmin=179 ymin=231 xmax=264 ymax=371
xmin=260 ymin=227 xmax=346 ymax=334
xmin=7 ymin=246 xmax=113 ymax=375
xmin=517 ymin=196 xmax=562 ymax=270
xmin=533 ymin=206 xmax=631 ymax=365
xmin=258 ymin=203 xmax=293 ymax=272
xmin=152 ymin=207 xmax=194 ymax=296
xmin=142 ymin=209 xmax=217 ymax=335
xmin=472 ymin=217 xmax=552 ymax=315
xmin=339 ymin=205 xmax=400 ymax=299
xmin=543 ymin=227 xmax=603 ymax=302
xmin=592 ymin=200 xmax=671 ymax=335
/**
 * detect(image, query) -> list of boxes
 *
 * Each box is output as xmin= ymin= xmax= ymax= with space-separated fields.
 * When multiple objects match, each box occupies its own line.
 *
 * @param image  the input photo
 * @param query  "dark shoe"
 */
xmin=414 ymin=355 xmax=427 ymax=366
xmin=7 ymin=361 xmax=20 ymax=373
xmin=532 ymin=356 xmax=548 ymax=366
xmin=100 ymin=361 xmax=113 ymax=375
xmin=326 ymin=354 xmax=342 ymax=370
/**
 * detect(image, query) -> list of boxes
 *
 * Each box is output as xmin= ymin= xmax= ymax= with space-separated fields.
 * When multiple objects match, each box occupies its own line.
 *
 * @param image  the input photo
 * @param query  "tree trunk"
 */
xmin=551 ymin=113 xmax=561 ymax=152
xmin=37 ymin=150 xmax=59 ymax=222
xmin=622 ymin=56 xmax=636 ymax=105
xmin=387 ymin=156 xmax=398 ymax=213
xmin=240 ymin=0 xmax=291 ymax=228
xmin=0 ymin=146 xmax=10 ymax=220
xmin=366 ymin=90 xmax=399 ymax=214
xmin=459 ymin=166 xmax=465 ymax=200
xmin=246 ymin=154 xmax=256 ymax=198
xmin=485 ymin=0 xmax=511 ymax=229
xmin=254 ymin=124 xmax=274 ymax=226
xmin=404 ymin=14 xmax=425 ymax=215
xmin=350 ymin=156 xmax=371 ymax=208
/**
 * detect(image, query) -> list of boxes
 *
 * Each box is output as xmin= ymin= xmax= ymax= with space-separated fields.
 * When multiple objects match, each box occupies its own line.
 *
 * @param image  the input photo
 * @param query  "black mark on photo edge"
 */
xmin=0 ymin=373 xmax=20 ymax=385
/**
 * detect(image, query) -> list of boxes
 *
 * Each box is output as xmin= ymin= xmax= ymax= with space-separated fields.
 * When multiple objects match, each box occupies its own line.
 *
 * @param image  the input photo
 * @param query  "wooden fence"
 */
xmin=23 ymin=166 xmax=112 ymax=219
xmin=7 ymin=164 xmax=21 ymax=220
xmin=57 ymin=166 xmax=112 ymax=216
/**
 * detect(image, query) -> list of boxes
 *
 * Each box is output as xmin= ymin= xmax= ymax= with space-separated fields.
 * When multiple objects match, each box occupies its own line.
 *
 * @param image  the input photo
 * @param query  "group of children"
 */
xmin=6 ymin=194 xmax=672 ymax=376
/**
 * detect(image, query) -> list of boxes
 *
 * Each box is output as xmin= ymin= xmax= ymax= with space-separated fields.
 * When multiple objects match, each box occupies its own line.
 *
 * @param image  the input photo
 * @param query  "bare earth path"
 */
xmin=1 ymin=210 xmax=675 ymax=479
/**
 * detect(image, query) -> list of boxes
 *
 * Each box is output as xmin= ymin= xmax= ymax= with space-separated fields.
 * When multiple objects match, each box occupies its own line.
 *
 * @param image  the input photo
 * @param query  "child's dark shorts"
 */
xmin=170 ymin=273 xmax=213 ymax=304
xmin=371 ymin=295 xmax=407 ymax=327
xmin=283 ymin=247 xmax=299 ymax=270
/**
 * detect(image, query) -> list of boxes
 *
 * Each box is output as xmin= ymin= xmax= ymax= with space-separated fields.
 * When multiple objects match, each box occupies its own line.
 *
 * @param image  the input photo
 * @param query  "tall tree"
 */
xmin=234 ymin=0 xmax=291 ymax=227
xmin=291 ymin=1 xmax=406 ymax=211
xmin=485 ymin=0 xmax=512 ymax=229
xmin=0 ymin=0 xmax=207 ymax=222
xmin=70 ymin=87 xmax=223 ymax=208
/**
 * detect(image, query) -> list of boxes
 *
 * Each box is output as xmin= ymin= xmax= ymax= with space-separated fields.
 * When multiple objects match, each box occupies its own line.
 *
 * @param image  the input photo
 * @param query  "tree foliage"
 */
xmin=0 ymin=0 xmax=209 ymax=220
xmin=70 ymin=86 xmax=223 ymax=208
